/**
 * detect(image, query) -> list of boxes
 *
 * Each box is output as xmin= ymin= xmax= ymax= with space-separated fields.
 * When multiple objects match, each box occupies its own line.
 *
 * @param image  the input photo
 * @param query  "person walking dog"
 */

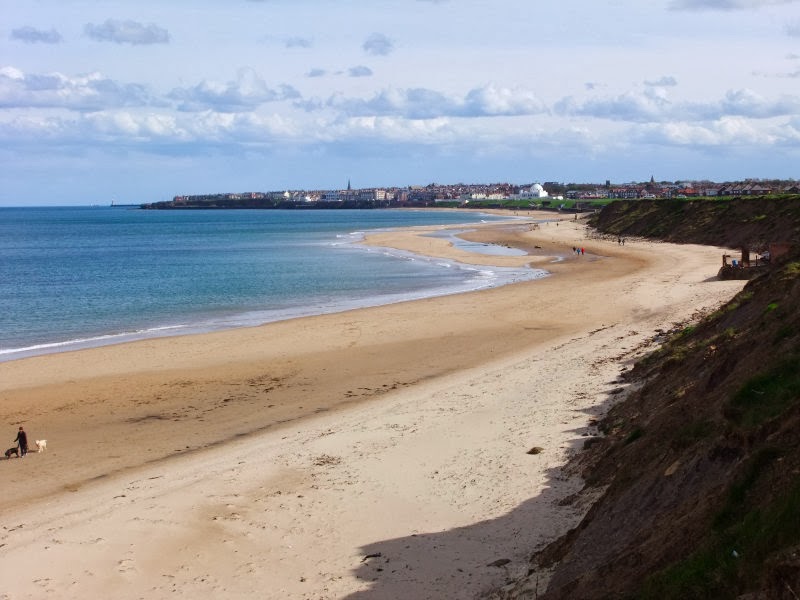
xmin=14 ymin=426 xmax=28 ymax=457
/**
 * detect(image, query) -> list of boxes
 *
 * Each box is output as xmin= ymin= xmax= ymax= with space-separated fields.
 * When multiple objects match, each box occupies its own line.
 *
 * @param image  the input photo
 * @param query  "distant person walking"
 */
xmin=14 ymin=426 xmax=28 ymax=457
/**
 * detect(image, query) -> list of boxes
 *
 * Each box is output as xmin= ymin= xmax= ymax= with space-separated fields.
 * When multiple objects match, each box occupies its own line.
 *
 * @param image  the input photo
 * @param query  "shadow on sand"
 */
xmin=341 ymin=415 xmax=608 ymax=600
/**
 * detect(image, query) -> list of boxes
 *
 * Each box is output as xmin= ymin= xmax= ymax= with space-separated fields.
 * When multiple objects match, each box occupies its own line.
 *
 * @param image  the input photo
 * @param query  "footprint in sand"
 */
xmin=117 ymin=558 xmax=136 ymax=574
xmin=32 ymin=578 xmax=55 ymax=594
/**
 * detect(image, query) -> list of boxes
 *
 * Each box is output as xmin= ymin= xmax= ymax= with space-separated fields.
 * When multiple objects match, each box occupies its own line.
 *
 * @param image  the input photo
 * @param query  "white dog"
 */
xmin=35 ymin=439 xmax=47 ymax=453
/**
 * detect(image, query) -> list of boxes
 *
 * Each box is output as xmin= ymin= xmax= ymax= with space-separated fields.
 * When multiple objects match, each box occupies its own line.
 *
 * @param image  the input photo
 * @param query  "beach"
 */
xmin=0 ymin=213 xmax=745 ymax=599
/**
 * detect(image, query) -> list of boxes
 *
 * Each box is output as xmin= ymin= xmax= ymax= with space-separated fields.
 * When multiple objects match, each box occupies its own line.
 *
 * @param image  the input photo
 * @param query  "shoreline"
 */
xmin=0 ymin=211 xmax=543 ymax=364
xmin=0 ymin=215 xmax=746 ymax=598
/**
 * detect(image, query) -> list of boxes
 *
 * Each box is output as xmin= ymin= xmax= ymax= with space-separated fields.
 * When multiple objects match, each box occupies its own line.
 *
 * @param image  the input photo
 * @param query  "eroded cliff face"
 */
xmin=588 ymin=196 xmax=800 ymax=249
xmin=493 ymin=197 xmax=800 ymax=600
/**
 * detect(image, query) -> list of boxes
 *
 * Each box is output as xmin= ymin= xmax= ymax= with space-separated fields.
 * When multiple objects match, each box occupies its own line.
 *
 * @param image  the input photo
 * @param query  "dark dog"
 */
xmin=5 ymin=447 xmax=19 ymax=459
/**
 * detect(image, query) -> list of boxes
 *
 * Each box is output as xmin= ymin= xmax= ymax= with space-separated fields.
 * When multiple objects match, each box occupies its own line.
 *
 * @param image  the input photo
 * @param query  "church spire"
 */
xmin=347 ymin=178 xmax=351 ymax=191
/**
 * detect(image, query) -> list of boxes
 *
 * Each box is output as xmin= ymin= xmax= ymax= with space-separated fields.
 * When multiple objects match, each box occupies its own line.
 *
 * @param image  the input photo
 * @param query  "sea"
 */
xmin=0 ymin=206 xmax=548 ymax=362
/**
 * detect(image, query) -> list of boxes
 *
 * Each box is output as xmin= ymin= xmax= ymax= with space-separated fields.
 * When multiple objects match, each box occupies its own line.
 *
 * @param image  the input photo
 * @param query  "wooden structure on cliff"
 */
xmin=719 ymin=242 xmax=792 ymax=280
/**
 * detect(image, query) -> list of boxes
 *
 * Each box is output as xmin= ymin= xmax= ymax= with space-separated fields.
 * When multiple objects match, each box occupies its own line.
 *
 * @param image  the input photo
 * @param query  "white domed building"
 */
xmin=514 ymin=183 xmax=549 ymax=199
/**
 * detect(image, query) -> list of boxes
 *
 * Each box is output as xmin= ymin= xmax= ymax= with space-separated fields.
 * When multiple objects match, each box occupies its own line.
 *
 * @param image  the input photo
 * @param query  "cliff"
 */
xmin=494 ymin=195 xmax=800 ymax=599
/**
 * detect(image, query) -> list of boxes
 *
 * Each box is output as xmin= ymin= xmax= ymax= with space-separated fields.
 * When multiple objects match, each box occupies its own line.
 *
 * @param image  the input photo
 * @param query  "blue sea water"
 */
xmin=0 ymin=207 xmax=545 ymax=362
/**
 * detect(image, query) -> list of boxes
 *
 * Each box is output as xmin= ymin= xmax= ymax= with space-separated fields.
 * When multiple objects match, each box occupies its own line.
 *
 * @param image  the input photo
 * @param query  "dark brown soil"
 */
xmin=493 ymin=196 xmax=800 ymax=600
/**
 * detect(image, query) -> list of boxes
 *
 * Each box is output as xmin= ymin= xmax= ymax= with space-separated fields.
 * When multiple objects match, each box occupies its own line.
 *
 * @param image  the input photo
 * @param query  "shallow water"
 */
xmin=0 ymin=207 xmax=545 ymax=361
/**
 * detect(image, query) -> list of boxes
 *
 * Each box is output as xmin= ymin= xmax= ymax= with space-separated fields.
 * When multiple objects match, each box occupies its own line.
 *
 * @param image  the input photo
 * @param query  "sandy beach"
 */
xmin=0 ymin=213 xmax=745 ymax=599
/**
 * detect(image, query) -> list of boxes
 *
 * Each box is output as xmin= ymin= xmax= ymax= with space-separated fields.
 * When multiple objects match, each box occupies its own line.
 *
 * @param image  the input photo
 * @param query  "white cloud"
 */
xmin=327 ymin=87 xmax=449 ymax=119
xmin=84 ymin=19 xmax=170 ymax=45
xmin=325 ymin=84 xmax=547 ymax=119
xmin=555 ymin=87 xmax=800 ymax=122
xmin=285 ymin=36 xmax=312 ymax=48
xmin=0 ymin=66 xmax=153 ymax=112
xmin=168 ymin=69 xmax=300 ymax=112
xmin=644 ymin=76 xmax=678 ymax=87
xmin=319 ymin=116 xmax=457 ymax=145
xmin=463 ymin=84 xmax=549 ymax=116
xmin=632 ymin=116 xmax=780 ymax=147
xmin=787 ymin=117 xmax=800 ymax=139
xmin=0 ymin=109 xmax=301 ymax=150
xmin=716 ymin=88 xmax=800 ymax=118
xmin=10 ymin=26 xmax=63 ymax=44
xmin=363 ymin=33 xmax=394 ymax=56
xmin=348 ymin=66 xmax=374 ymax=78
xmin=555 ymin=89 xmax=672 ymax=123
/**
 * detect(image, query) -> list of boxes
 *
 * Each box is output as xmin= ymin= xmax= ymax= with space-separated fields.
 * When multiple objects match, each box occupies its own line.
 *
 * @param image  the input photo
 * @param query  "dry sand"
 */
xmin=0 ymin=213 xmax=745 ymax=599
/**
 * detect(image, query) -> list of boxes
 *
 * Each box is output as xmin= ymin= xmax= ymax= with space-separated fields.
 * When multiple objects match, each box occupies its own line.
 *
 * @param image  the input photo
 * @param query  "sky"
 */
xmin=2 ymin=0 xmax=800 ymax=205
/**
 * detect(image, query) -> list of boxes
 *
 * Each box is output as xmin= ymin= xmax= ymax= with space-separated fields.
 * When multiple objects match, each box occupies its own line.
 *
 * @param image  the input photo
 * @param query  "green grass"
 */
xmin=640 ymin=545 xmax=739 ymax=600
xmin=641 ymin=449 xmax=800 ymax=600
xmin=713 ymin=447 xmax=783 ymax=530
xmin=782 ymin=262 xmax=800 ymax=281
xmin=624 ymin=427 xmax=644 ymax=445
xmin=725 ymin=356 xmax=800 ymax=428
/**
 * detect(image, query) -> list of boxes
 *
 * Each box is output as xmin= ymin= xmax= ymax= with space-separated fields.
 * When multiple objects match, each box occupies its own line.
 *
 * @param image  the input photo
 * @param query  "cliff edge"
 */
xmin=493 ymin=195 xmax=800 ymax=599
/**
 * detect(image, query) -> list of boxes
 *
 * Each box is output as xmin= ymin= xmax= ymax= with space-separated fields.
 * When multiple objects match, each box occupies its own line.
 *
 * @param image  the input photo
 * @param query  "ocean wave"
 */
xmin=0 ymin=325 xmax=187 ymax=359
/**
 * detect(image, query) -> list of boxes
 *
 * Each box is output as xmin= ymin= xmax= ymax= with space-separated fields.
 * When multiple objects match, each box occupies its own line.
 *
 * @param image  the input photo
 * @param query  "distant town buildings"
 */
xmin=162 ymin=178 xmax=799 ymax=210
